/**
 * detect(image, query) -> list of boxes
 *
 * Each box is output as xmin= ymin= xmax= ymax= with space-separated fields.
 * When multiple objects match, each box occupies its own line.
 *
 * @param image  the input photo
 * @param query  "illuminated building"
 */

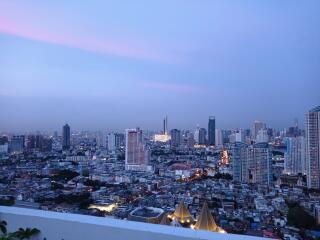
xmin=88 ymin=203 xmax=117 ymax=213
xmin=153 ymin=133 xmax=171 ymax=143
xmin=221 ymin=150 xmax=229 ymax=165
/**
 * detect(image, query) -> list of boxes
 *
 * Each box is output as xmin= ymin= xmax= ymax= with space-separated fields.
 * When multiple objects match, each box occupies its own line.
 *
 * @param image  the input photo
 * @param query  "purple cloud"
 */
xmin=0 ymin=14 xmax=176 ymax=63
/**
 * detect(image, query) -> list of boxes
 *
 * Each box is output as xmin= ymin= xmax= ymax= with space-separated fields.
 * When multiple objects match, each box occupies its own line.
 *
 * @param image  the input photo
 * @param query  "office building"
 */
xmin=305 ymin=106 xmax=320 ymax=189
xmin=62 ymin=124 xmax=71 ymax=150
xmin=208 ymin=116 xmax=215 ymax=146
xmin=170 ymin=129 xmax=181 ymax=148
xmin=125 ymin=128 xmax=151 ymax=171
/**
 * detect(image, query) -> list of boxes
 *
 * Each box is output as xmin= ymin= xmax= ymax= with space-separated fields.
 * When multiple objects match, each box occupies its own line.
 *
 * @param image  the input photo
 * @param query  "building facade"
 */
xmin=284 ymin=136 xmax=305 ymax=175
xmin=305 ymin=106 xmax=320 ymax=189
xmin=125 ymin=128 xmax=151 ymax=171
xmin=208 ymin=116 xmax=215 ymax=146
xmin=62 ymin=124 xmax=71 ymax=150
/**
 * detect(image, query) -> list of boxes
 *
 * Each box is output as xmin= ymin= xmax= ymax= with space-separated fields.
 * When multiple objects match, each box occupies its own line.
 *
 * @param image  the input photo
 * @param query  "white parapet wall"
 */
xmin=0 ymin=206 xmax=266 ymax=240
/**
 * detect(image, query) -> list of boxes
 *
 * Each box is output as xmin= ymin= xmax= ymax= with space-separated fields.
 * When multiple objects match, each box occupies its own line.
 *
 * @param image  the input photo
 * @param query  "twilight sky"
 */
xmin=0 ymin=0 xmax=319 ymax=132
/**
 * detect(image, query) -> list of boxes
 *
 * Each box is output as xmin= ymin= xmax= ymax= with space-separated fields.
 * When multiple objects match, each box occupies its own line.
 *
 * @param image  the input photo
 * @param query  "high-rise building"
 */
xmin=231 ymin=142 xmax=272 ymax=185
xmin=198 ymin=128 xmax=207 ymax=145
xmin=255 ymin=129 xmax=269 ymax=143
xmin=208 ymin=116 xmax=215 ymax=146
xmin=115 ymin=133 xmax=125 ymax=149
xmin=96 ymin=131 xmax=107 ymax=148
xmin=251 ymin=121 xmax=266 ymax=141
xmin=0 ymin=136 xmax=9 ymax=154
xmin=62 ymin=124 xmax=71 ymax=150
xmin=235 ymin=129 xmax=245 ymax=143
xmin=284 ymin=136 xmax=305 ymax=175
xmin=194 ymin=127 xmax=200 ymax=143
xmin=170 ymin=129 xmax=181 ymax=148
xmin=107 ymin=133 xmax=116 ymax=151
xmin=194 ymin=127 xmax=206 ymax=145
xmin=231 ymin=142 xmax=248 ymax=182
xmin=215 ymin=129 xmax=223 ymax=147
xmin=125 ymin=128 xmax=151 ymax=171
xmin=9 ymin=135 xmax=25 ymax=153
xmin=305 ymin=106 xmax=320 ymax=189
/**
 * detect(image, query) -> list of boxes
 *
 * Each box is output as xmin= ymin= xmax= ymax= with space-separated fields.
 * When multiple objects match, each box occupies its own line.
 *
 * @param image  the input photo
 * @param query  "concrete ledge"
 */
xmin=0 ymin=206 xmax=265 ymax=240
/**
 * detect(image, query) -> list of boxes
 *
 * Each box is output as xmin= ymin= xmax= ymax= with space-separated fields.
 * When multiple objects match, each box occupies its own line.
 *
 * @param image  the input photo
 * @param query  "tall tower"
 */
xmin=208 ymin=116 xmax=215 ymax=146
xmin=163 ymin=115 xmax=168 ymax=135
xmin=306 ymin=106 xmax=320 ymax=189
xmin=284 ymin=136 xmax=305 ymax=175
xmin=62 ymin=124 xmax=70 ymax=150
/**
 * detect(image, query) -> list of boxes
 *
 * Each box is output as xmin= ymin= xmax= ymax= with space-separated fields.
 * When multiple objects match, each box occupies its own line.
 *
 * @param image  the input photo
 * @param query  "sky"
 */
xmin=0 ymin=0 xmax=319 ymax=132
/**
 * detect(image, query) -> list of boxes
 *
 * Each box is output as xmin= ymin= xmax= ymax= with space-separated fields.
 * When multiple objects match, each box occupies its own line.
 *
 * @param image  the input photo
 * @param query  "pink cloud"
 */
xmin=0 ymin=14 xmax=175 ymax=63
xmin=142 ymin=81 xmax=201 ymax=93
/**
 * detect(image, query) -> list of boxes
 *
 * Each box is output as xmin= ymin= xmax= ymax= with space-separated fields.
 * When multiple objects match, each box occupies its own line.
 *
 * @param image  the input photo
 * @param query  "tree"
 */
xmin=14 ymin=228 xmax=40 ymax=240
xmin=0 ymin=221 xmax=7 ymax=235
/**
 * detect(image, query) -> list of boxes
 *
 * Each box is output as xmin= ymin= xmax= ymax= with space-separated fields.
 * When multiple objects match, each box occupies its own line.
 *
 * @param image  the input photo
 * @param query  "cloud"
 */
xmin=0 ymin=14 xmax=176 ymax=63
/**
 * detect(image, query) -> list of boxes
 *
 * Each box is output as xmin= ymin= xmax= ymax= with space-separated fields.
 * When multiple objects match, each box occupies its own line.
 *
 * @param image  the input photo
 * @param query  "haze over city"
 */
xmin=1 ymin=0 xmax=320 ymax=131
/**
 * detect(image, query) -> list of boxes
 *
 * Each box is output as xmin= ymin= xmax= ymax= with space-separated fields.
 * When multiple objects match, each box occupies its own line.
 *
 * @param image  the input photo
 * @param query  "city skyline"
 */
xmin=1 ymin=0 xmax=320 ymax=132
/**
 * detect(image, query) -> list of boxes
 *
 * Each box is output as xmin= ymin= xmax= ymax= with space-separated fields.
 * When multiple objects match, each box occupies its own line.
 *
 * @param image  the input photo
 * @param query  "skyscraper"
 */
xmin=284 ymin=136 xmax=305 ymax=175
xmin=125 ymin=128 xmax=151 ymax=171
xmin=107 ymin=133 xmax=116 ymax=151
xmin=62 ymin=124 xmax=71 ymax=150
xmin=208 ymin=116 xmax=215 ymax=146
xmin=231 ymin=142 xmax=272 ymax=185
xmin=305 ymin=106 xmax=320 ymax=189
xmin=170 ymin=129 xmax=181 ymax=148
xmin=251 ymin=121 xmax=266 ymax=141
xmin=163 ymin=115 xmax=168 ymax=135
xmin=198 ymin=128 xmax=207 ymax=145
xmin=215 ymin=129 xmax=223 ymax=147
xmin=231 ymin=142 xmax=248 ymax=182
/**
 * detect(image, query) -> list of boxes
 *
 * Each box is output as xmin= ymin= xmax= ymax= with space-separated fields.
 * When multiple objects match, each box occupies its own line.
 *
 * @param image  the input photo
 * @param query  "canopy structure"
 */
xmin=171 ymin=201 xmax=193 ymax=224
xmin=194 ymin=202 xmax=220 ymax=232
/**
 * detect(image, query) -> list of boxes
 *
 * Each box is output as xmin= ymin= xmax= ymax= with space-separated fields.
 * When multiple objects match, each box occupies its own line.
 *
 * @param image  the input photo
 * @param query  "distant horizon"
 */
xmin=0 ymin=113 xmax=310 ymax=135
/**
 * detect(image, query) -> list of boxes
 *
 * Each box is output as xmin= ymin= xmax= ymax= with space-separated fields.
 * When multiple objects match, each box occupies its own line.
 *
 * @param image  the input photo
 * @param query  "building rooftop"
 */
xmin=310 ymin=106 xmax=320 ymax=112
